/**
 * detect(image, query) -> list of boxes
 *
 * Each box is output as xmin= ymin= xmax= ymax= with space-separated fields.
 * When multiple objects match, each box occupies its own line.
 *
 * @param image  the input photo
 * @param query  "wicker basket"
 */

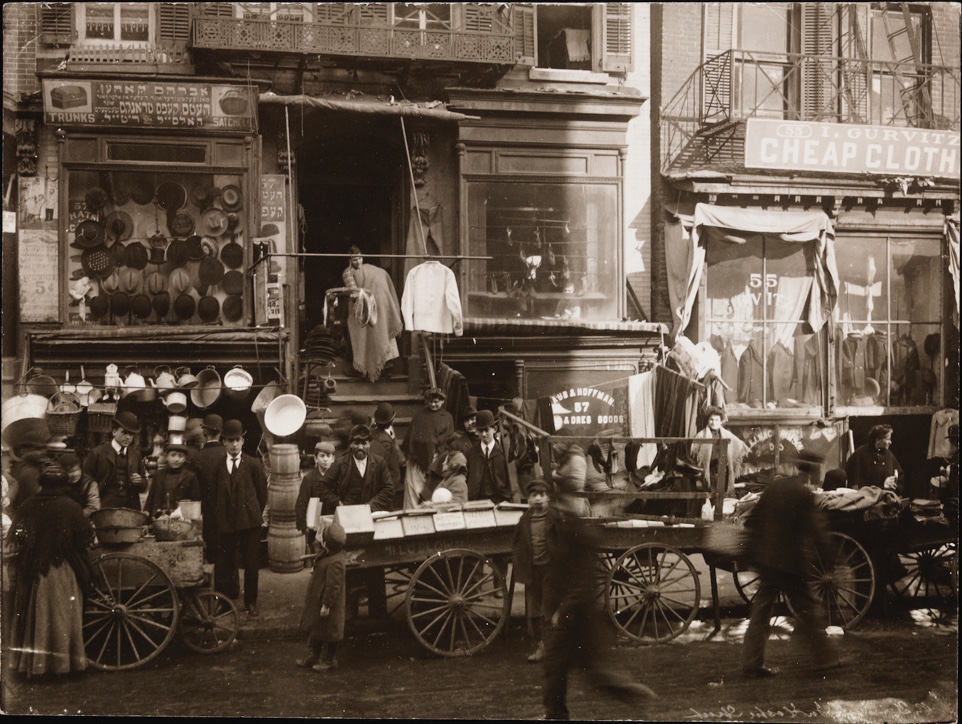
xmin=46 ymin=391 xmax=83 ymax=437
xmin=87 ymin=401 xmax=118 ymax=433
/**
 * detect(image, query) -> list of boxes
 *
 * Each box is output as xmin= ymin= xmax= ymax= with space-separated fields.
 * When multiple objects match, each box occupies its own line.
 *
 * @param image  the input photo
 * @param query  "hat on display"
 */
xmin=110 ymin=291 xmax=130 ymax=319
xmin=374 ymin=402 xmax=396 ymax=425
xmin=200 ymin=236 xmax=219 ymax=259
xmin=146 ymin=271 xmax=167 ymax=295
xmin=152 ymin=291 xmax=171 ymax=320
xmin=197 ymin=295 xmax=220 ymax=323
xmin=314 ymin=441 xmax=336 ymax=454
xmin=189 ymin=183 xmax=218 ymax=210
xmin=130 ymin=175 xmax=156 ymax=206
xmin=173 ymin=294 xmax=196 ymax=321
xmin=124 ymin=242 xmax=149 ymax=271
xmin=199 ymin=254 xmax=225 ymax=287
xmin=226 ymin=212 xmax=243 ymax=233
xmin=168 ymin=211 xmax=195 ymax=238
xmin=202 ymin=208 xmax=229 ymax=236
xmin=220 ymin=184 xmax=243 ymax=212
xmin=88 ymin=295 xmax=109 ymax=321
xmin=424 ymin=387 xmax=446 ymax=401
xmin=100 ymin=269 xmax=121 ymax=294
xmin=104 ymin=211 xmax=134 ymax=244
xmin=73 ymin=220 xmax=105 ymax=248
xmin=85 ymin=187 xmax=109 ymax=214
xmin=137 ymin=216 xmax=169 ymax=245
xmin=460 ymin=405 xmax=478 ymax=421
xmin=221 ymin=239 xmax=244 ymax=270
xmin=190 ymin=266 xmax=207 ymax=298
xmin=221 ymin=270 xmax=244 ymax=296
xmin=475 ymin=409 xmax=496 ymax=429
xmin=109 ymin=242 xmax=128 ymax=269
xmin=155 ymin=181 xmax=187 ymax=212
xmin=119 ymin=267 xmax=143 ymax=295
xmin=169 ymin=267 xmax=193 ymax=295
xmin=147 ymin=244 xmax=167 ymax=266
xmin=80 ymin=245 xmax=115 ymax=279
xmin=166 ymin=237 xmax=190 ymax=268
xmin=223 ymin=419 xmax=245 ymax=438
xmin=349 ymin=424 xmax=371 ymax=442
xmin=109 ymin=174 xmax=132 ymax=206
xmin=202 ymin=414 xmax=224 ymax=433
xmin=259 ymin=223 xmax=280 ymax=237
xmin=222 ymin=295 xmax=243 ymax=322
xmin=185 ymin=235 xmax=205 ymax=262
xmin=112 ymin=410 xmax=141 ymax=434
xmin=131 ymin=293 xmax=152 ymax=321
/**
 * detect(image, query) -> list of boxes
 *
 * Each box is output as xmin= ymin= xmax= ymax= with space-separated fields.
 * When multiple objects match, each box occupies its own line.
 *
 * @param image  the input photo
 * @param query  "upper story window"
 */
xmin=78 ymin=3 xmax=151 ymax=45
xmin=236 ymin=3 xmax=312 ymax=22
xmin=869 ymin=4 xmax=931 ymax=126
xmin=393 ymin=3 xmax=452 ymax=31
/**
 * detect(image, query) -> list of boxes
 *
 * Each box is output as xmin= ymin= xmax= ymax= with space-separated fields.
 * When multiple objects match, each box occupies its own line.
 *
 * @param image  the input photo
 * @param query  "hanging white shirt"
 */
xmin=401 ymin=260 xmax=463 ymax=336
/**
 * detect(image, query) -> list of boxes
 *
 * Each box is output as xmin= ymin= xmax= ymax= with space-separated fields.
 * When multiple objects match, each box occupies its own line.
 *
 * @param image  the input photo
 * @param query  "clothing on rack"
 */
xmin=401 ymin=260 xmax=463 ymax=336
xmin=767 ymin=341 xmax=794 ymax=404
xmin=839 ymin=332 xmax=866 ymax=402
xmin=791 ymin=332 xmax=820 ymax=405
xmin=627 ymin=371 xmax=657 ymax=469
xmin=437 ymin=362 xmax=471 ymax=423
xmin=737 ymin=338 xmax=765 ymax=406
xmin=342 ymin=262 xmax=403 ymax=382
xmin=654 ymin=364 xmax=702 ymax=438
xmin=711 ymin=334 xmax=740 ymax=393
xmin=928 ymin=408 xmax=960 ymax=459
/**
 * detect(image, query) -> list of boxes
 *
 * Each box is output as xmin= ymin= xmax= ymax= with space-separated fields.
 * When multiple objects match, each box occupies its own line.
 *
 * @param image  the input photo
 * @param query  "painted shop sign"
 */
xmin=550 ymin=387 xmax=625 ymax=433
xmin=42 ymin=79 xmax=256 ymax=132
xmin=745 ymin=118 xmax=960 ymax=179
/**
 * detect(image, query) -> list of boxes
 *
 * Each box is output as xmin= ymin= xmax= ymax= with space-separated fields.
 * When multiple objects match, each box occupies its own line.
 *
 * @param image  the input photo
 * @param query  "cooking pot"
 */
xmin=75 ymin=367 xmax=95 ymax=407
xmin=165 ymin=391 xmax=188 ymax=415
xmin=223 ymin=365 xmax=253 ymax=400
xmin=190 ymin=366 xmax=222 ymax=410
xmin=152 ymin=517 xmax=194 ymax=542
xmin=175 ymin=367 xmax=198 ymax=389
xmin=167 ymin=414 xmax=187 ymax=432
xmin=264 ymin=394 xmax=307 ymax=437
xmin=121 ymin=366 xmax=146 ymax=397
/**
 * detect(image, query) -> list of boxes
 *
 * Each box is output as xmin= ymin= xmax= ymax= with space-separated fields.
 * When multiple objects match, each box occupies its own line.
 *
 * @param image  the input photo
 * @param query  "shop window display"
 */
xmin=834 ymin=235 xmax=942 ymax=408
xmin=705 ymin=235 xmax=824 ymax=412
xmin=464 ymin=182 xmax=618 ymax=321
xmin=65 ymin=170 xmax=247 ymax=327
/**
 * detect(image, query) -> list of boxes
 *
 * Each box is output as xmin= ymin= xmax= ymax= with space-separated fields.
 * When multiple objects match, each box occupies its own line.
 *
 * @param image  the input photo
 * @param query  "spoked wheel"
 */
xmin=384 ymin=564 xmax=416 ymax=619
xmin=179 ymin=591 xmax=238 ymax=654
xmin=732 ymin=561 xmax=762 ymax=605
xmin=84 ymin=552 xmax=180 ymax=670
xmin=606 ymin=543 xmax=701 ymax=644
xmin=889 ymin=542 xmax=958 ymax=606
xmin=788 ymin=532 xmax=875 ymax=629
xmin=404 ymin=548 xmax=509 ymax=657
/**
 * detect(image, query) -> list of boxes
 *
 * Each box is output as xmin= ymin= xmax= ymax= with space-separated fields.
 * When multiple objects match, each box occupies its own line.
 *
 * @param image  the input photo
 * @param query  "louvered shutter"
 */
xmin=800 ymin=3 xmax=835 ymax=121
xmin=703 ymin=4 xmax=735 ymax=121
xmin=601 ymin=3 xmax=632 ymax=72
xmin=511 ymin=4 xmax=535 ymax=66
xmin=39 ymin=4 xmax=73 ymax=46
xmin=158 ymin=3 xmax=191 ymax=46
xmin=703 ymin=2 xmax=734 ymax=57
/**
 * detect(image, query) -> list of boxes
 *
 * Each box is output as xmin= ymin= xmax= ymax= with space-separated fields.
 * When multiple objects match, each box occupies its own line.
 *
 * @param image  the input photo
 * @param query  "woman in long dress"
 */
xmin=8 ymin=460 xmax=94 ymax=677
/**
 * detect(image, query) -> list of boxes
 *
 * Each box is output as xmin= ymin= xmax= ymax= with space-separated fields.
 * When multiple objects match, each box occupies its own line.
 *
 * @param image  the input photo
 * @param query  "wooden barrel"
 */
xmin=269 ymin=444 xmax=301 ymax=475
xmin=268 ymin=520 xmax=305 ymax=573
xmin=268 ymin=472 xmax=301 ymax=522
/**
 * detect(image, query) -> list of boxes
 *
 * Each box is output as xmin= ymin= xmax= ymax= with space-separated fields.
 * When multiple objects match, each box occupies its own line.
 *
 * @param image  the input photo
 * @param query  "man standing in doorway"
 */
xmin=213 ymin=419 xmax=268 ymax=617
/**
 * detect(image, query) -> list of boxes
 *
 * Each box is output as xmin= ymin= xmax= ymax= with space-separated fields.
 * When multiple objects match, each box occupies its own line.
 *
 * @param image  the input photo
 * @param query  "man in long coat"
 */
xmin=466 ymin=410 xmax=512 ymax=503
xmin=83 ymin=411 xmax=147 ymax=510
xmin=187 ymin=414 xmax=225 ymax=561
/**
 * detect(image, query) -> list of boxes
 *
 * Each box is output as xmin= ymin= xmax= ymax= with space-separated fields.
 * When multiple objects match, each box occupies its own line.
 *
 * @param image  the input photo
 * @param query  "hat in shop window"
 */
xmin=147 ymin=245 xmax=166 ymax=266
xmin=155 ymin=181 xmax=187 ymax=212
xmin=80 ymin=245 xmax=115 ymax=279
xmin=110 ymin=291 xmax=130 ymax=319
xmin=109 ymin=241 xmax=128 ymax=269
xmin=189 ymin=183 xmax=219 ymax=211
xmin=197 ymin=295 xmax=220 ymax=323
xmin=124 ymin=242 xmax=149 ymax=271
xmin=152 ymin=291 xmax=171 ymax=320
xmin=924 ymin=333 xmax=941 ymax=358
xmin=85 ymin=187 xmax=109 ymax=214
xmin=169 ymin=267 xmax=193 ymax=295
xmin=118 ymin=267 xmax=144 ymax=295
xmin=100 ymin=269 xmax=121 ymax=294
xmin=103 ymin=211 xmax=133 ymax=244
xmin=108 ymin=173 xmax=131 ymax=206
xmin=200 ymin=236 xmax=219 ymax=259
xmin=185 ymin=235 xmax=205 ymax=262
xmin=137 ymin=215 xmax=169 ymax=245
xmin=168 ymin=211 xmax=195 ymax=238
xmin=221 ymin=238 xmax=244 ymax=270
xmin=131 ymin=293 xmax=153 ymax=321
xmin=173 ymin=293 xmax=196 ymax=321
xmin=72 ymin=220 xmax=105 ymax=249
xmin=220 ymin=184 xmax=243 ymax=212
xmin=222 ymin=294 xmax=243 ymax=322
xmin=226 ymin=212 xmax=243 ymax=234
xmin=259 ymin=223 xmax=280 ymax=237
xmin=221 ymin=270 xmax=244 ymax=297
xmin=166 ymin=237 xmax=190 ymax=269
xmin=88 ymin=294 xmax=109 ymax=321
xmin=201 ymin=208 xmax=230 ymax=237
xmin=145 ymin=271 xmax=167 ymax=295
xmin=129 ymin=174 xmax=156 ymax=206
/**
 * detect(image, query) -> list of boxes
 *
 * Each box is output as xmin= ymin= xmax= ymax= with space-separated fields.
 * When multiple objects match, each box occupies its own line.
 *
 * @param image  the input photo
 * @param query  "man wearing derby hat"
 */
xmin=295 ymin=441 xmax=338 ymax=551
xmin=401 ymin=388 xmax=454 ymax=510
xmin=187 ymin=414 xmax=226 ymax=560
xmin=84 ymin=411 xmax=147 ymax=510
xmin=466 ymin=410 xmax=513 ymax=504
xmin=369 ymin=402 xmax=405 ymax=510
xmin=3 ymin=418 xmax=54 ymax=513
xmin=211 ymin=420 xmax=268 ymax=617
xmin=318 ymin=425 xmax=394 ymax=513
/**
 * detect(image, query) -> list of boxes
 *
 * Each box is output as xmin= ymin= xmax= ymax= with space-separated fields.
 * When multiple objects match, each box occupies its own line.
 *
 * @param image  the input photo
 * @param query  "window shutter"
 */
xmin=800 ymin=3 xmax=835 ymax=121
xmin=511 ymin=4 xmax=535 ymax=66
xmin=158 ymin=3 xmax=191 ymax=45
xmin=601 ymin=3 xmax=632 ymax=72
xmin=39 ymin=4 xmax=73 ymax=46
xmin=703 ymin=3 xmax=734 ymax=57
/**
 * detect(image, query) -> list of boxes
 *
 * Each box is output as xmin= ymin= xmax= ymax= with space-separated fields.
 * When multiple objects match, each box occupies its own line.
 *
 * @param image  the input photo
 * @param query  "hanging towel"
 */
xmin=563 ymin=29 xmax=590 ymax=63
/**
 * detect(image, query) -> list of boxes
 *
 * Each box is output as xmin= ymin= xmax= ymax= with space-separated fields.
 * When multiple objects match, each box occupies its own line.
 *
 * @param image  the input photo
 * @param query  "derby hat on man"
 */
xmin=475 ymin=409 xmax=496 ymax=430
xmin=374 ymin=402 xmax=396 ymax=425
xmin=112 ymin=410 xmax=141 ymax=434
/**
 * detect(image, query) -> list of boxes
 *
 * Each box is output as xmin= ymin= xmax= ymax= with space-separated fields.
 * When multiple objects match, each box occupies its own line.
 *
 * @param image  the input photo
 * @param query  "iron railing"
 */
xmin=662 ymin=50 xmax=961 ymax=172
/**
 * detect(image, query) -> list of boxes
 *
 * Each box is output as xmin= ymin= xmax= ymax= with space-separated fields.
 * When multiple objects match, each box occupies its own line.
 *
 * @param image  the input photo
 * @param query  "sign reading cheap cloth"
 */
xmin=745 ymin=118 xmax=960 ymax=179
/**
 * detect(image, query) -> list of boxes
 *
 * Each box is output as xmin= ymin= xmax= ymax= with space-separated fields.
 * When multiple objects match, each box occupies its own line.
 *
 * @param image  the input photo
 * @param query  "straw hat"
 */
xmin=100 ymin=269 xmax=121 ymax=294
xmin=146 ymin=271 xmax=167 ymax=295
xmin=201 ymin=208 xmax=229 ymax=236
xmin=118 ymin=267 xmax=143 ymax=295
xmin=169 ymin=267 xmax=193 ymax=295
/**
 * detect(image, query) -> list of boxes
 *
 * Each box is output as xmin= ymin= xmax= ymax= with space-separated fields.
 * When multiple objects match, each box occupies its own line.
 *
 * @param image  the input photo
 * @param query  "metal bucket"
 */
xmin=223 ymin=365 xmax=253 ymax=400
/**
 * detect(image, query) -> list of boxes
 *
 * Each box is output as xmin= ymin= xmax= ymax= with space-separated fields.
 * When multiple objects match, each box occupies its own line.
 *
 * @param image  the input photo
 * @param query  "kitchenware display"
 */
xmin=190 ymin=366 xmax=222 ymax=409
xmin=222 ymin=294 xmax=244 ymax=322
xmin=124 ymin=241 xmax=149 ymax=271
xmin=152 ymin=516 xmax=194 ymax=541
xmin=75 ymin=366 xmax=94 ymax=407
xmin=201 ymin=208 xmax=229 ymax=237
xmin=81 ymin=245 xmax=115 ymax=279
xmin=167 ymin=414 xmax=187 ymax=432
xmin=0 ymin=393 xmax=49 ymax=435
xmin=165 ymin=391 xmax=188 ymax=414
xmin=129 ymin=174 xmax=157 ymax=206
xmin=168 ymin=211 xmax=195 ymax=238
xmin=155 ymin=181 xmax=187 ymax=212
xmin=173 ymin=294 xmax=196 ymax=322
xmin=104 ymin=211 xmax=134 ymax=243
xmin=224 ymin=365 xmax=253 ymax=400
xmin=91 ymin=508 xmax=149 ymax=545
xmin=175 ymin=367 xmax=199 ymax=389
xmin=153 ymin=366 xmax=176 ymax=394
xmin=59 ymin=370 xmax=76 ymax=396
xmin=186 ymin=234 xmax=205 ymax=261
xmin=221 ymin=237 xmax=244 ymax=270
xmin=23 ymin=369 xmax=59 ymax=398
xmin=197 ymin=295 xmax=220 ymax=323
xmin=221 ymin=270 xmax=244 ymax=296
xmin=264 ymin=394 xmax=307 ymax=437
xmin=72 ymin=220 xmax=106 ymax=249
xmin=85 ymin=187 xmax=109 ymax=214
xmin=152 ymin=291 xmax=171 ymax=320
xmin=46 ymin=391 xmax=83 ymax=438
xmin=220 ymin=184 xmax=243 ymax=212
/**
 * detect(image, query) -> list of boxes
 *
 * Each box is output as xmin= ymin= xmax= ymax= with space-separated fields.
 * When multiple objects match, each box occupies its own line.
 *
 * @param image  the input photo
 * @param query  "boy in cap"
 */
xmin=188 ymin=414 xmax=226 ymax=561
xmin=145 ymin=443 xmax=200 ymax=517
xmin=298 ymin=522 xmax=348 ymax=672
xmin=296 ymin=441 xmax=337 ymax=550
xmin=84 ymin=411 xmax=147 ymax=510
xmin=401 ymin=388 xmax=454 ymax=510
xmin=512 ymin=479 xmax=555 ymax=663
xmin=369 ymin=402 xmax=404 ymax=510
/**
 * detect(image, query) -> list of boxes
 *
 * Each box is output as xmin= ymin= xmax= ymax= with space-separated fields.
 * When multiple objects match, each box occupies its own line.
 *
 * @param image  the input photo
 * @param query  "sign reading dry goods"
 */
xmin=550 ymin=386 xmax=625 ymax=434
xmin=745 ymin=118 xmax=960 ymax=179
xmin=42 ymin=79 xmax=256 ymax=132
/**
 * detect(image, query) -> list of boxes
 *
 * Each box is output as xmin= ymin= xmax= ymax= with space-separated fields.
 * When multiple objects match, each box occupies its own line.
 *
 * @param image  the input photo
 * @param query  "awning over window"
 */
xmin=258 ymin=93 xmax=475 ymax=122
xmin=665 ymin=204 xmax=838 ymax=338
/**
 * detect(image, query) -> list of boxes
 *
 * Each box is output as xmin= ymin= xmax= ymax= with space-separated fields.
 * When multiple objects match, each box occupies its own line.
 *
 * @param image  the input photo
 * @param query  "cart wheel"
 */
xmin=179 ymin=591 xmax=238 ymax=654
xmin=732 ymin=561 xmax=762 ymax=605
xmin=788 ymin=532 xmax=875 ymax=629
xmin=384 ymin=564 xmax=416 ymax=619
xmin=84 ymin=552 xmax=180 ymax=670
xmin=405 ymin=548 xmax=509 ymax=657
xmin=606 ymin=543 xmax=701 ymax=644
xmin=889 ymin=542 xmax=958 ymax=605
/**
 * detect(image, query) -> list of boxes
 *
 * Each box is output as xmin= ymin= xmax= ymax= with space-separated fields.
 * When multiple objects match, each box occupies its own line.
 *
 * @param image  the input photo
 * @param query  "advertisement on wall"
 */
xmin=549 ymin=385 xmax=627 ymax=437
xmin=745 ymin=118 xmax=960 ymax=179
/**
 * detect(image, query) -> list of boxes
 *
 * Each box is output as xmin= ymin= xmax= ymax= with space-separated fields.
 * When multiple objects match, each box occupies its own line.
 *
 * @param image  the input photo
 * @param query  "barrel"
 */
xmin=269 ymin=444 xmax=301 ymax=475
xmin=268 ymin=519 xmax=305 ymax=573
xmin=268 ymin=473 xmax=301 ymax=521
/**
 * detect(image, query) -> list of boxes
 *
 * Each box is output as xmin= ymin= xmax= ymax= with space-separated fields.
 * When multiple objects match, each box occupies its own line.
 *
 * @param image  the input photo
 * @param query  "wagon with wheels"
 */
xmin=84 ymin=509 xmax=238 ymax=670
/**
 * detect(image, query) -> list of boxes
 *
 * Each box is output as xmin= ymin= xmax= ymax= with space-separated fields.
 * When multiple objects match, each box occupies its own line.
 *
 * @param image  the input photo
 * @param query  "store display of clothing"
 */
xmin=864 ymin=331 xmax=888 ymax=389
xmin=928 ymin=409 xmax=960 ymax=459
xmin=767 ymin=341 xmax=794 ymax=404
xmin=401 ymin=260 xmax=463 ymax=335
xmin=437 ymin=362 xmax=471 ymax=423
xmin=654 ymin=365 xmax=702 ymax=438
xmin=627 ymin=371 xmax=658 ymax=470
xmin=342 ymin=262 xmax=403 ymax=382
xmin=892 ymin=334 xmax=921 ymax=405
xmin=838 ymin=332 xmax=866 ymax=402
xmin=403 ymin=201 xmax=445 ymax=281
xmin=711 ymin=334 xmax=739 ymax=393
xmin=791 ymin=332 xmax=820 ymax=405
xmin=737 ymin=338 xmax=765 ymax=406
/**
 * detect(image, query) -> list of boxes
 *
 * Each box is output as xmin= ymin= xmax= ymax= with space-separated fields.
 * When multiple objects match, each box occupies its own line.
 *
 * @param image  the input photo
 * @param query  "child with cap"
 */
xmin=59 ymin=452 xmax=101 ymax=517
xmin=298 ymin=521 xmax=348 ymax=672
xmin=144 ymin=443 xmax=200 ymax=517
xmin=295 ymin=441 xmax=337 ymax=551
xmin=512 ymin=479 xmax=555 ymax=663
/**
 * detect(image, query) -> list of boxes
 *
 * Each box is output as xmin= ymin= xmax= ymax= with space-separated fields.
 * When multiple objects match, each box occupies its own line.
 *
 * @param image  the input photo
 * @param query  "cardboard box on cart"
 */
xmin=333 ymin=503 xmax=376 ymax=545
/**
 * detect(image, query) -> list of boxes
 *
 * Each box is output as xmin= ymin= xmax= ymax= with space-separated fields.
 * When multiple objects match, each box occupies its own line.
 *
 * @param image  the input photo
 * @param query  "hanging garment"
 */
xmin=712 ymin=334 xmax=739 ymax=393
xmin=839 ymin=333 xmax=866 ymax=402
xmin=627 ymin=371 xmax=657 ymax=468
xmin=403 ymin=202 xmax=445 ymax=281
xmin=401 ymin=260 xmax=463 ymax=335
xmin=437 ymin=362 xmax=471 ymax=422
xmin=892 ymin=335 xmax=921 ymax=405
xmin=767 ymin=341 xmax=795 ymax=404
xmin=928 ymin=408 xmax=960 ymax=459
xmin=343 ymin=263 xmax=403 ymax=382
xmin=791 ymin=332 xmax=821 ymax=405
xmin=864 ymin=331 xmax=888 ymax=387
xmin=737 ymin=338 xmax=765 ymax=406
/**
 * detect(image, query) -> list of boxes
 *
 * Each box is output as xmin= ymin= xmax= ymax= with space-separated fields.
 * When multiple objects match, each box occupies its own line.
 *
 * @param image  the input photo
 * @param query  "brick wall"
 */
xmin=3 ymin=4 xmax=40 ymax=100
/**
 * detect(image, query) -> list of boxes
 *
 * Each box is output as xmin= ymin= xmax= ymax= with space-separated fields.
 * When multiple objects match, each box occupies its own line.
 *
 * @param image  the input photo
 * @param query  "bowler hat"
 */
xmin=173 ymin=294 xmax=196 ymax=321
xmin=89 ymin=294 xmax=109 ymax=321
xmin=424 ymin=387 xmax=446 ymax=401
xmin=460 ymin=405 xmax=478 ymax=421
xmin=222 ymin=295 xmax=243 ymax=322
xmin=165 ymin=443 xmax=188 ymax=454
xmin=475 ymin=409 xmax=496 ymax=429
xmin=222 ymin=419 xmax=245 ymax=438
xmin=152 ymin=291 xmax=171 ymax=320
xmin=324 ymin=522 xmax=347 ymax=549
xmin=315 ymin=441 xmax=336 ymax=454
xmin=197 ymin=295 xmax=220 ymax=323
xmin=112 ymin=410 xmax=140 ymax=434
xmin=131 ymin=293 xmax=153 ymax=320
xmin=220 ymin=184 xmax=243 ymax=212
xmin=104 ymin=211 xmax=134 ymax=244
xmin=202 ymin=414 xmax=224 ymax=433
xmin=110 ymin=291 xmax=130 ymax=319
xmin=349 ymin=424 xmax=371 ymax=442
xmin=2 ymin=417 xmax=52 ymax=449
xmin=374 ymin=402 xmax=396 ymax=425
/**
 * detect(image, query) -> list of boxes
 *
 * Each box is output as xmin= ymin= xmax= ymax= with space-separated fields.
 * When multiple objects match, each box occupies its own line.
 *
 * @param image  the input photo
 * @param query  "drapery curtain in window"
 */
xmin=664 ymin=204 xmax=839 ymax=338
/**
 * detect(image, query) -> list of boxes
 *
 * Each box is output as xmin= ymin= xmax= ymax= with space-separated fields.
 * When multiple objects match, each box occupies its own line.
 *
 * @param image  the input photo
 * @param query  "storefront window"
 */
xmin=726 ymin=420 xmax=845 ymax=482
xmin=705 ymin=235 xmax=823 ymax=411
xmin=65 ymin=170 xmax=247 ymax=327
xmin=835 ymin=234 xmax=943 ymax=408
xmin=464 ymin=181 xmax=619 ymax=321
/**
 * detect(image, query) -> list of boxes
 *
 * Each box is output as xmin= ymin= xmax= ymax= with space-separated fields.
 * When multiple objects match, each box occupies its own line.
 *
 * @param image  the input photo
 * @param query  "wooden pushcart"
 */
xmin=84 ymin=539 xmax=238 ymax=670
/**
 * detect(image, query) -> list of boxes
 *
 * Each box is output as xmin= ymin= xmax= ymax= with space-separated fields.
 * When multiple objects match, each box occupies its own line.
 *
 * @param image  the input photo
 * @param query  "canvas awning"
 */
xmin=258 ymin=93 xmax=475 ymax=122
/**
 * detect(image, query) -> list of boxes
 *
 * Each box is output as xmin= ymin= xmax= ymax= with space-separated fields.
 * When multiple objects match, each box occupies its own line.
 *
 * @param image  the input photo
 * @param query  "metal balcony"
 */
xmin=662 ymin=50 xmax=961 ymax=173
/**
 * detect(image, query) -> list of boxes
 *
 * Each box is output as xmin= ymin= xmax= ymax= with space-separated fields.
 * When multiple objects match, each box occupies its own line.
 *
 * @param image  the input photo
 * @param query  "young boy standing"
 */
xmin=144 ymin=443 xmax=199 ymax=517
xmin=298 ymin=521 xmax=348 ymax=672
xmin=512 ymin=479 xmax=554 ymax=663
xmin=295 ymin=441 xmax=337 ymax=551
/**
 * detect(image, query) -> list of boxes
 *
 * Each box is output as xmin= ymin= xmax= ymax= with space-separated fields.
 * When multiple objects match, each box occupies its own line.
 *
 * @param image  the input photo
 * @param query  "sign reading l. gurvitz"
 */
xmin=42 ymin=79 xmax=256 ymax=132
xmin=550 ymin=387 xmax=625 ymax=433
xmin=745 ymin=118 xmax=960 ymax=179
